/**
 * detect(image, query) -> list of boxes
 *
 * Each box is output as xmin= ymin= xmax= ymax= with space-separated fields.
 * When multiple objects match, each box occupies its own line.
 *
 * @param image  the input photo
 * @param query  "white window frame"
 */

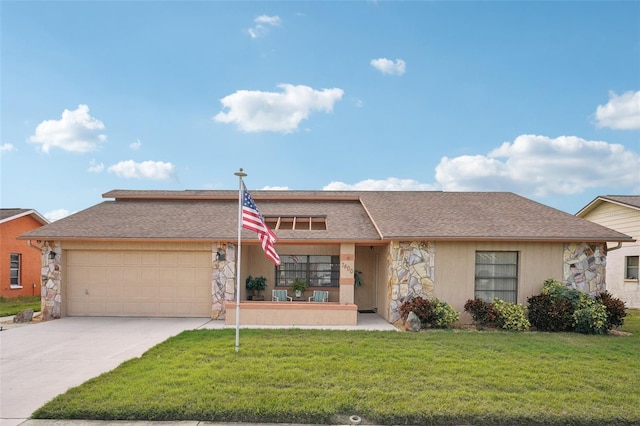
xmin=10 ymin=253 xmax=22 ymax=288
xmin=625 ymin=255 xmax=639 ymax=281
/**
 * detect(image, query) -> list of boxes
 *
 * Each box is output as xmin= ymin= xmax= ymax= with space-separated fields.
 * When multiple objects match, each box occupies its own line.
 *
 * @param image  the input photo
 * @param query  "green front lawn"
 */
xmin=0 ymin=296 xmax=41 ymax=317
xmin=34 ymin=310 xmax=640 ymax=425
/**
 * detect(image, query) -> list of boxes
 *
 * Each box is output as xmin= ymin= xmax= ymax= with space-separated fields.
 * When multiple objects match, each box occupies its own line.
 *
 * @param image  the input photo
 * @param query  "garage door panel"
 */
xmin=67 ymin=249 xmax=211 ymax=317
xmin=105 ymin=284 xmax=123 ymax=299
xmin=123 ymin=268 xmax=141 ymax=284
xmin=159 ymin=252 xmax=177 ymax=265
xmin=157 ymin=268 xmax=178 ymax=284
xmin=142 ymin=252 xmax=159 ymax=265
xmin=105 ymin=252 xmax=123 ymax=265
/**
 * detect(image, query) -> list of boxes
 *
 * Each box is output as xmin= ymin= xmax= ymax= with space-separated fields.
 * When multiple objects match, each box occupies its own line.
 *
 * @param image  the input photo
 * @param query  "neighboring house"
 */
xmin=1 ymin=209 xmax=49 ymax=298
xmin=577 ymin=195 xmax=640 ymax=308
xmin=19 ymin=190 xmax=632 ymax=325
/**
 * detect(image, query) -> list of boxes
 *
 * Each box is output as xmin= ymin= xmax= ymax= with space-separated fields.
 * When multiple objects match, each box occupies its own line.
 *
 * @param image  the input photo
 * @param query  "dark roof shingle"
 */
xmin=20 ymin=190 xmax=633 ymax=243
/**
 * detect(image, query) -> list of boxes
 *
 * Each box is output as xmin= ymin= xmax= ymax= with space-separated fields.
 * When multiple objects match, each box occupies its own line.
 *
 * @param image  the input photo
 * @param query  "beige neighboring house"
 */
xmin=19 ymin=190 xmax=633 ymax=326
xmin=577 ymin=195 xmax=640 ymax=308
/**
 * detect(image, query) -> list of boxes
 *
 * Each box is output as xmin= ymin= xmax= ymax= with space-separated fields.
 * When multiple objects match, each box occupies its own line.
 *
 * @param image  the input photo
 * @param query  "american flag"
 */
xmin=242 ymin=185 xmax=281 ymax=266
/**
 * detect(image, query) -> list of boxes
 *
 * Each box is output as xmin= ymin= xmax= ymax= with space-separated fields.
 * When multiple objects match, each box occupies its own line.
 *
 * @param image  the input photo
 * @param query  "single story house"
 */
xmin=1 ymin=209 xmax=49 ymax=298
xmin=577 ymin=195 xmax=640 ymax=308
xmin=19 ymin=190 xmax=633 ymax=326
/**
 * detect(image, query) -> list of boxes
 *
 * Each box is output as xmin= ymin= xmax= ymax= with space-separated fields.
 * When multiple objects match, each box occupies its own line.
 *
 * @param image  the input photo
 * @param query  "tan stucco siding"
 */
xmin=433 ymin=241 xmax=564 ymax=314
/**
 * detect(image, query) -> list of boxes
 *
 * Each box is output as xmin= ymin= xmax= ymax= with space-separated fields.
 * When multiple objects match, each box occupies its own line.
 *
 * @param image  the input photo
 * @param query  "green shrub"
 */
xmin=573 ymin=298 xmax=608 ymax=334
xmin=463 ymin=298 xmax=497 ymax=327
xmin=595 ymin=291 xmax=627 ymax=329
xmin=541 ymin=278 xmax=583 ymax=309
xmin=399 ymin=296 xmax=458 ymax=328
xmin=492 ymin=298 xmax=530 ymax=331
xmin=527 ymin=293 xmax=574 ymax=332
xmin=432 ymin=299 xmax=459 ymax=328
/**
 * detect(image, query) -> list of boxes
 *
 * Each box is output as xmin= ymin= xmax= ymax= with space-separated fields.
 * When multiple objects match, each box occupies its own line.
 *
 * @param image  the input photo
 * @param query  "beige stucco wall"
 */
xmin=434 ymin=241 xmax=564 ymax=314
xmin=224 ymin=301 xmax=358 ymax=326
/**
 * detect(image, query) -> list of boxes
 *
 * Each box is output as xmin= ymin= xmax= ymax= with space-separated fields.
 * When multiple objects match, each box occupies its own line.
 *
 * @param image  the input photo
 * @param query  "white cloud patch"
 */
xmin=324 ymin=178 xmax=437 ymax=191
xmin=262 ymin=186 xmax=290 ymax=190
xmin=248 ymin=15 xmax=281 ymax=39
xmin=370 ymin=58 xmax=406 ymax=76
xmin=107 ymin=160 xmax=176 ymax=180
xmin=130 ymin=138 xmax=142 ymax=150
xmin=87 ymin=159 xmax=104 ymax=173
xmin=0 ymin=143 xmax=15 ymax=152
xmin=594 ymin=90 xmax=640 ymax=130
xmin=214 ymin=84 xmax=344 ymax=133
xmin=44 ymin=209 xmax=72 ymax=222
xmin=28 ymin=104 xmax=107 ymax=153
xmin=435 ymin=134 xmax=640 ymax=197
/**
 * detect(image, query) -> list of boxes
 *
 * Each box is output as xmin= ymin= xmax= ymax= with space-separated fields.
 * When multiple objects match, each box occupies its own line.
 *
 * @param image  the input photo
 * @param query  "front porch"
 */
xmin=224 ymin=301 xmax=358 ymax=326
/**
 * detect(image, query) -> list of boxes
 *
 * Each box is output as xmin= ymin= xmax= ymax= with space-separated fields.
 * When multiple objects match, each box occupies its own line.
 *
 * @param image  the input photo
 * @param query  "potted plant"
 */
xmin=245 ymin=275 xmax=267 ymax=300
xmin=290 ymin=278 xmax=307 ymax=298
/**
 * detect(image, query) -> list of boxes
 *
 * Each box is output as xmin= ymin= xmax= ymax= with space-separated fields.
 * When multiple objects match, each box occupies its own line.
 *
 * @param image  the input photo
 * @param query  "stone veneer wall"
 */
xmin=41 ymin=242 xmax=62 ymax=320
xmin=387 ymin=241 xmax=435 ymax=323
xmin=211 ymin=242 xmax=236 ymax=319
xmin=563 ymin=242 xmax=607 ymax=295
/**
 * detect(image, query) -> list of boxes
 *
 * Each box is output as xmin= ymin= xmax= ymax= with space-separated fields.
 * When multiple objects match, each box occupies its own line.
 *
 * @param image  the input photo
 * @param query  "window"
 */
xmin=10 ymin=253 xmax=21 ymax=288
xmin=475 ymin=251 xmax=518 ymax=303
xmin=265 ymin=216 xmax=327 ymax=230
xmin=626 ymin=256 xmax=639 ymax=280
xmin=276 ymin=255 xmax=339 ymax=287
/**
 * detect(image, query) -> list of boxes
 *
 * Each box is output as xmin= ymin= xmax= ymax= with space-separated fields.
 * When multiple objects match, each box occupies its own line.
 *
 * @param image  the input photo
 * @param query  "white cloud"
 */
xmin=370 ymin=58 xmax=406 ymax=76
xmin=248 ymin=15 xmax=281 ymax=39
xmin=214 ymin=84 xmax=344 ymax=133
xmin=107 ymin=160 xmax=176 ymax=180
xmin=262 ymin=186 xmax=290 ymax=190
xmin=324 ymin=177 xmax=437 ymax=191
xmin=435 ymin=134 xmax=640 ymax=197
xmin=44 ymin=209 xmax=72 ymax=222
xmin=130 ymin=138 xmax=142 ymax=150
xmin=594 ymin=90 xmax=640 ymax=130
xmin=28 ymin=104 xmax=107 ymax=153
xmin=0 ymin=143 xmax=15 ymax=152
xmin=87 ymin=159 xmax=104 ymax=173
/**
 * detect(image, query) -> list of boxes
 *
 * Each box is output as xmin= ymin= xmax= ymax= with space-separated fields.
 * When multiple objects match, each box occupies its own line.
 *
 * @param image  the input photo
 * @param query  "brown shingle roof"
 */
xmin=20 ymin=190 xmax=633 ymax=243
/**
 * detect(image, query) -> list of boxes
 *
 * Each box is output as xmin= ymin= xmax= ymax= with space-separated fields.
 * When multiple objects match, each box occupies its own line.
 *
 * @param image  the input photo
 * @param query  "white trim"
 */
xmin=0 ymin=210 xmax=49 ymax=225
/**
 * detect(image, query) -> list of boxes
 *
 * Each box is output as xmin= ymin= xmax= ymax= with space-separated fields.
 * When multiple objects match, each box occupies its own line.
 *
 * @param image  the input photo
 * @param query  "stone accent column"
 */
xmin=563 ymin=242 xmax=607 ymax=295
xmin=387 ymin=241 xmax=435 ymax=323
xmin=339 ymin=243 xmax=355 ymax=304
xmin=41 ymin=241 xmax=62 ymax=321
xmin=211 ymin=242 xmax=236 ymax=319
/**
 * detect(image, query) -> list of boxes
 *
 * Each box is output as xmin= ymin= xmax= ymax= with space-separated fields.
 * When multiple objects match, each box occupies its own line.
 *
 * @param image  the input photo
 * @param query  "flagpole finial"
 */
xmin=234 ymin=168 xmax=247 ymax=177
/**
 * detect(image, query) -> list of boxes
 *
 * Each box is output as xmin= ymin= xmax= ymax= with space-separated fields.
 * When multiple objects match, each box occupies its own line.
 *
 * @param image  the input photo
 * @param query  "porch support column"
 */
xmin=339 ymin=243 xmax=355 ymax=304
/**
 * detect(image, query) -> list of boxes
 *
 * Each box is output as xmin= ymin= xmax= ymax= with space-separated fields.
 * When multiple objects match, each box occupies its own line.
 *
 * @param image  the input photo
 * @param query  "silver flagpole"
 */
xmin=234 ymin=168 xmax=247 ymax=352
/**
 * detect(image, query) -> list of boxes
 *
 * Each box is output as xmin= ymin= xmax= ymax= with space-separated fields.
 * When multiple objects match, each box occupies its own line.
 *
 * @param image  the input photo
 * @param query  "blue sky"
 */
xmin=1 ymin=1 xmax=639 ymax=221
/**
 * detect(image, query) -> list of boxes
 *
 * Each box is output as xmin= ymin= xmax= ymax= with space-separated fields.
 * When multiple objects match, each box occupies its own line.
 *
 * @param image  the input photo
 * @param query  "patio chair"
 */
xmin=308 ymin=290 xmax=329 ymax=302
xmin=272 ymin=289 xmax=292 ymax=302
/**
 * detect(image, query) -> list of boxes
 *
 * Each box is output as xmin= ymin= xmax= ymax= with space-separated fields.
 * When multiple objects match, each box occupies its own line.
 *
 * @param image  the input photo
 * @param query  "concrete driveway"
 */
xmin=0 ymin=317 xmax=215 ymax=426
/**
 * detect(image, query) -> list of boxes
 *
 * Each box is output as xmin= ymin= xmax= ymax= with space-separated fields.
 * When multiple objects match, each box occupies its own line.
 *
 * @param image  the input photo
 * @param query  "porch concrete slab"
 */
xmin=0 ymin=317 xmax=213 ymax=425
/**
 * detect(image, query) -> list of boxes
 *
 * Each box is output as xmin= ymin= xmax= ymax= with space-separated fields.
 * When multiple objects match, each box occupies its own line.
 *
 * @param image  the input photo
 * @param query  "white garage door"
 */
xmin=66 ymin=249 xmax=211 ymax=317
